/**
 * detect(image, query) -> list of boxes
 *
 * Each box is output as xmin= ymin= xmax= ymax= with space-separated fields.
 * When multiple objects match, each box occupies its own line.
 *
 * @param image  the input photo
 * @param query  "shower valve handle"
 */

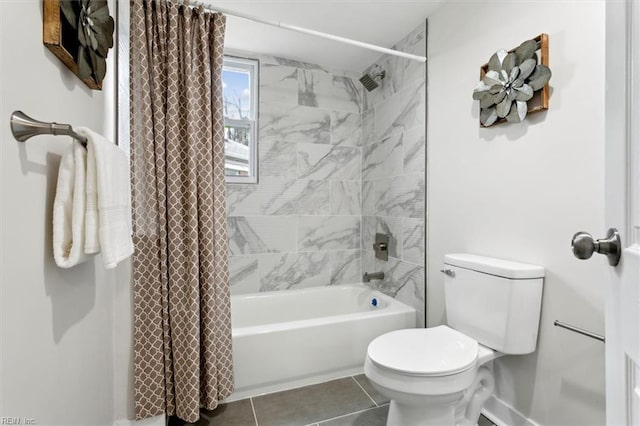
xmin=373 ymin=242 xmax=387 ymax=251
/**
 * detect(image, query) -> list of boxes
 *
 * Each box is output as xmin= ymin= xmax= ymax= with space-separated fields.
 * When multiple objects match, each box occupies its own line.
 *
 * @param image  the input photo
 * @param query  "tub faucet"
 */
xmin=363 ymin=272 xmax=385 ymax=282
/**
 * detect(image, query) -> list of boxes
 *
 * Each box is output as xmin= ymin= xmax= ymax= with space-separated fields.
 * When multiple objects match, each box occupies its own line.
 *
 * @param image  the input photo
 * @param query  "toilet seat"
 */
xmin=367 ymin=325 xmax=478 ymax=377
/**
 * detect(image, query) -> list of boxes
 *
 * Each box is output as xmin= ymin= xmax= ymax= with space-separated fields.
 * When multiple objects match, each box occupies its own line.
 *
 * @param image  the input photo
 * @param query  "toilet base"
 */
xmin=455 ymin=366 xmax=495 ymax=426
xmin=384 ymin=392 xmax=464 ymax=426
xmin=374 ymin=366 xmax=496 ymax=426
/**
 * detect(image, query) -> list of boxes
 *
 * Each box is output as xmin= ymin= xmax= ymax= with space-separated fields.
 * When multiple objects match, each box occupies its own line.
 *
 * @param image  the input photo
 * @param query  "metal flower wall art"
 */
xmin=473 ymin=38 xmax=552 ymax=127
xmin=60 ymin=0 xmax=115 ymax=85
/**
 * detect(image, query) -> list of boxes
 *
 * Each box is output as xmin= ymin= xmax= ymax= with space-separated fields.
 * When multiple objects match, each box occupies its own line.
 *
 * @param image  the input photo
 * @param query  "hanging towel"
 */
xmin=80 ymin=127 xmax=134 ymax=269
xmin=84 ymin=134 xmax=100 ymax=254
xmin=53 ymin=141 xmax=92 ymax=268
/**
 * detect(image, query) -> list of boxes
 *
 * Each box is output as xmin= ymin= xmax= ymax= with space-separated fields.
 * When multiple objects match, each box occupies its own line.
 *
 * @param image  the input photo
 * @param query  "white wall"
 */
xmin=0 ymin=2 xmax=126 ymax=425
xmin=428 ymin=2 xmax=606 ymax=425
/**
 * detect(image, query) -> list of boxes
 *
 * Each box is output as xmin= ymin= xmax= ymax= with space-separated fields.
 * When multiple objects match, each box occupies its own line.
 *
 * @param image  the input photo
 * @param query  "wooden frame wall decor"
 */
xmin=43 ymin=0 xmax=102 ymax=90
xmin=479 ymin=34 xmax=549 ymax=127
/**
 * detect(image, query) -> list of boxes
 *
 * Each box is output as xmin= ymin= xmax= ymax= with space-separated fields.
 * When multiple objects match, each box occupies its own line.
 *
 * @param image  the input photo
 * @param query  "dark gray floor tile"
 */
xmin=168 ymin=413 xmax=204 ymax=426
xmin=352 ymin=374 xmax=390 ymax=406
xmin=252 ymin=377 xmax=376 ymax=426
xmin=167 ymin=399 xmax=256 ymax=426
xmin=319 ymin=405 xmax=389 ymax=426
xmin=479 ymin=414 xmax=495 ymax=426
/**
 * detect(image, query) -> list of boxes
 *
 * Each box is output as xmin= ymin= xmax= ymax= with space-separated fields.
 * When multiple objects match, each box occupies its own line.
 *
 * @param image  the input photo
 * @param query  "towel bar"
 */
xmin=554 ymin=320 xmax=605 ymax=343
xmin=10 ymin=111 xmax=87 ymax=145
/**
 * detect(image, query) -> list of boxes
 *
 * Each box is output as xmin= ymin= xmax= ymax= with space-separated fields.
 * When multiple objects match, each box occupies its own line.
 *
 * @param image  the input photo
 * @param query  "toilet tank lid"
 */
xmin=444 ymin=254 xmax=545 ymax=279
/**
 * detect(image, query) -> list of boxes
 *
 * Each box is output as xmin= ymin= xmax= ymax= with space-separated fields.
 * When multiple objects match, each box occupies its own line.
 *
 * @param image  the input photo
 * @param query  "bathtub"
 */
xmin=227 ymin=284 xmax=416 ymax=400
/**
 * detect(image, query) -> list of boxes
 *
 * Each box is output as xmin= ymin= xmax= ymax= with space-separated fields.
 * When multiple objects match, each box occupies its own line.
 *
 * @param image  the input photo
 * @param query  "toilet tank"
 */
xmin=443 ymin=254 xmax=544 ymax=355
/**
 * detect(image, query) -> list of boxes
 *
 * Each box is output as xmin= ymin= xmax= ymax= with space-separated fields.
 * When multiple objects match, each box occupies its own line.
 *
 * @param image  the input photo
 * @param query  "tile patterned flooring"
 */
xmin=168 ymin=374 xmax=497 ymax=426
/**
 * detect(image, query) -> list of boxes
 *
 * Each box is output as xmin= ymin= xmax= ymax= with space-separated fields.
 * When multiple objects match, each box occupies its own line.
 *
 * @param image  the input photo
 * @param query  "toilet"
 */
xmin=364 ymin=254 xmax=544 ymax=426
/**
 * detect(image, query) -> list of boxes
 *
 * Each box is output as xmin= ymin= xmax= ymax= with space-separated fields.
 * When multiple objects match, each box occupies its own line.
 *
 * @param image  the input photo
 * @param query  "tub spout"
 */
xmin=363 ymin=272 xmax=385 ymax=282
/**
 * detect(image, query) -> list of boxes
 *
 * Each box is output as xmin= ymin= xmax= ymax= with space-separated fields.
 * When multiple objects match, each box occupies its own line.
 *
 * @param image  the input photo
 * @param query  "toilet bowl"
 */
xmin=365 ymin=326 xmax=499 ymax=426
xmin=364 ymin=254 xmax=545 ymax=426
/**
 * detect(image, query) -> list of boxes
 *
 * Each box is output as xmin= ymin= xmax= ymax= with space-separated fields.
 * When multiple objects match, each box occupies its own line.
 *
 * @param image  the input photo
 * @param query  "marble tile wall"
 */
xmin=227 ymin=54 xmax=364 ymax=295
xmin=226 ymin=22 xmax=426 ymax=327
xmin=360 ymin=22 xmax=427 ymax=327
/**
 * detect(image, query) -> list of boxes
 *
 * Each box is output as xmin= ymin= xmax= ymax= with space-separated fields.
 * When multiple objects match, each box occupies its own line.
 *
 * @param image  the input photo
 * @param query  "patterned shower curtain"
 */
xmin=129 ymin=1 xmax=233 ymax=422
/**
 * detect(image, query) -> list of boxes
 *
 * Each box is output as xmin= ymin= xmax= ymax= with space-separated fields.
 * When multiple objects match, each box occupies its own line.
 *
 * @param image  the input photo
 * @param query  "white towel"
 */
xmin=53 ymin=141 xmax=91 ymax=268
xmin=84 ymin=134 xmax=100 ymax=254
xmin=80 ymin=128 xmax=134 ymax=269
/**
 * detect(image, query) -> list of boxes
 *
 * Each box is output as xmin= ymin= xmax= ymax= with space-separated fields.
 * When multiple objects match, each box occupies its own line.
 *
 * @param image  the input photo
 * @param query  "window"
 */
xmin=223 ymin=56 xmax=258 ymax=183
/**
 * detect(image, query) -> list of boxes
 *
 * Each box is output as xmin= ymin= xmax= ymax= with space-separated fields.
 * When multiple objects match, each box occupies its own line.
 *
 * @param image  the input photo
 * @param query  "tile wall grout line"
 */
xmin=350 ymin=375 xmax=378 ymax=407
xmin=307 ymin=403 xmax=390 ymax=426
xmin=249 ymin=396 xmax=260 ymax=426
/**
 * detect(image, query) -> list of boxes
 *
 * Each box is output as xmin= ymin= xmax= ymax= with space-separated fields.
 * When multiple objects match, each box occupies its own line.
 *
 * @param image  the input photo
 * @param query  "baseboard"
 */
xmin=114 ymin=414 xmax=165 ymax=426
xmin=225 ymin=366 xmax=364 ymax=402
xmin=482 ymin=394 xmax=539 ymax=426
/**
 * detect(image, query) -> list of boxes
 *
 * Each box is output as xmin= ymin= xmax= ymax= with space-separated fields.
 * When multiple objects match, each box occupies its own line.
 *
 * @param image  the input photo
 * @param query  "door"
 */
xmin=604 ymin=1 xmax=640 ymax=424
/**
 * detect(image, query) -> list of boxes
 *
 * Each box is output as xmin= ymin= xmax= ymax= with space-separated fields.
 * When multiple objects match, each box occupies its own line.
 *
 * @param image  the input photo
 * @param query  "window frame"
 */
xmin=223 ymin=55 xmax=259 ymax=184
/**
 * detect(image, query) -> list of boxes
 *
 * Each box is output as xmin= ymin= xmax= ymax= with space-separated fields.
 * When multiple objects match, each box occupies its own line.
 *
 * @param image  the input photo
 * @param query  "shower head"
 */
xmin=359 ymin=67 xmax=386 ymax=92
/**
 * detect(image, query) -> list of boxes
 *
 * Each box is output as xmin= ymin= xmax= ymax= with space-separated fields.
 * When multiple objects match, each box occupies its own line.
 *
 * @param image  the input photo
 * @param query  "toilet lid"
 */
xmin=367 ymin=326 xmax=478 ymax=377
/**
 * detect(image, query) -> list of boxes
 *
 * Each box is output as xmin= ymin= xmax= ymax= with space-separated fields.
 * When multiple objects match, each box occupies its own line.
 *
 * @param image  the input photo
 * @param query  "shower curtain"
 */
xmin=129 ymin=1 xmax=233 ymax=422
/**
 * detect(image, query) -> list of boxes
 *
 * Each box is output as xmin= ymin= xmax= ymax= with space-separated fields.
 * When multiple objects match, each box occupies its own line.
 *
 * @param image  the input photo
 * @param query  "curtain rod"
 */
xmin=187 ymin=1 xmax=427 ymax=64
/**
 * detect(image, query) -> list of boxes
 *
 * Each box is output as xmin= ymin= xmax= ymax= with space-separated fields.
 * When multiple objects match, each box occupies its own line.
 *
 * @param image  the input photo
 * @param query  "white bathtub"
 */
xmin=227 ymin=284 xmax=416 ymax=400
